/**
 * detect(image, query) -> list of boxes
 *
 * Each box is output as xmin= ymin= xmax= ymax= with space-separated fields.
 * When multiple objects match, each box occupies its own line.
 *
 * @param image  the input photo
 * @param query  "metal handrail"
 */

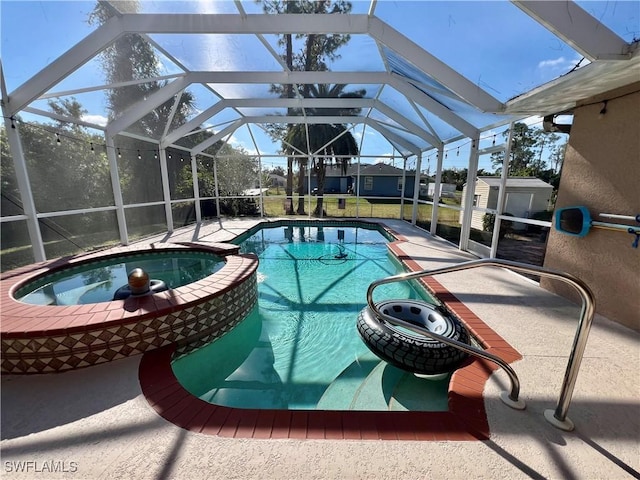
xmin=366 ymin=258 xmax=596 ymax=431
xmin=366 ymin=288 xmax=525 ymax=410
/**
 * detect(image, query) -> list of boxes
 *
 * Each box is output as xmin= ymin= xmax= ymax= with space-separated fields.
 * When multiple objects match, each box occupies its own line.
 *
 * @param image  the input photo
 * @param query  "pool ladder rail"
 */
xmin=366 ymin=258 xmax=596 ymax=432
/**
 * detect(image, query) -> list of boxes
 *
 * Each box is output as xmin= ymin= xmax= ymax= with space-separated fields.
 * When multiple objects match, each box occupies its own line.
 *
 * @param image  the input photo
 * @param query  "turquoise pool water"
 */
xmin=16 ymin=251 xmax=224 ymax=305
xmin=171 ymin=224 xmax=450 ymax=411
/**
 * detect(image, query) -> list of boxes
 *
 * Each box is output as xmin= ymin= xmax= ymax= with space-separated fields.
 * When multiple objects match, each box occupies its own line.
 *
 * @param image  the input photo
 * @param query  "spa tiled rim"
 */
xmin=139 ymin=223 xmax=521 ymax=441
xmin=0 ymin=242 xmax=259 ymax=374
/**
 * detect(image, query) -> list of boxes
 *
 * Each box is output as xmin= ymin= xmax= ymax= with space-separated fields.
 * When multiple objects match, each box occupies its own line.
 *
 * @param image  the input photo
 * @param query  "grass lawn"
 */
xmin=1 ymin=194 xmax=464 ymax=272
xmin=260 ymin=194 xmax=461 ymax=225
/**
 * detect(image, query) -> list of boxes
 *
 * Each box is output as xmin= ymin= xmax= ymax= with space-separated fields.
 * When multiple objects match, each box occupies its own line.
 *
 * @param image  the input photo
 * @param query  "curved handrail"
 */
xmin=366 ymin=258 xmax=596 ymax=430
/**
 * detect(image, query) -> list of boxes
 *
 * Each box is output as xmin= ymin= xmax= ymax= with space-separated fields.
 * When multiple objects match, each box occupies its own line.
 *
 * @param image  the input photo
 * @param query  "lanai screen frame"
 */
xmin=1 ymin=1 xmax=637 ymax=265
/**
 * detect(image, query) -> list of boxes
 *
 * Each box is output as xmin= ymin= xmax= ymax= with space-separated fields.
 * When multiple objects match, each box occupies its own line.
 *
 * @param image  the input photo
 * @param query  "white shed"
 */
xmin=460 ymin=177 xmax=554 ymax=231
xmin=427 ymin=182 xmax=457 ymax=198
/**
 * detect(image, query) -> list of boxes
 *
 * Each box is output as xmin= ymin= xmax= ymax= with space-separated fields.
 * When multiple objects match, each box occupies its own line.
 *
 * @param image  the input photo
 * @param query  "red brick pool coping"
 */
xmin=139 ymin=226 xmax=522 ymax=441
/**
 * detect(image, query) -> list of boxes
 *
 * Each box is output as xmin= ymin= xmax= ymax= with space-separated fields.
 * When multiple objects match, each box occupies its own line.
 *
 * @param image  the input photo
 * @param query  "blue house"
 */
xmin=310 ymin=163 xmax=423 ymax=197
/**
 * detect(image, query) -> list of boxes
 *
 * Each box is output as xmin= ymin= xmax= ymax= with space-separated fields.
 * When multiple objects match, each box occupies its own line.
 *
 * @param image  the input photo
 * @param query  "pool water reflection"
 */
xmin=172 ymin=224 xmax=450 ymax=411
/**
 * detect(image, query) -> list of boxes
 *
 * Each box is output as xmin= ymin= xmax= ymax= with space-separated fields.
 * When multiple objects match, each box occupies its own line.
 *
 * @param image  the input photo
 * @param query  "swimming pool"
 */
xmin=171 ymin=223 xmax=451 ymax=411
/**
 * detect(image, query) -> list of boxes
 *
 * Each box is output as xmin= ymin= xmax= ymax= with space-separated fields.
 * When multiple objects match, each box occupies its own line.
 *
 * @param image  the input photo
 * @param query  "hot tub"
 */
xmin=0 ymin=242 xmax=258 ymax=374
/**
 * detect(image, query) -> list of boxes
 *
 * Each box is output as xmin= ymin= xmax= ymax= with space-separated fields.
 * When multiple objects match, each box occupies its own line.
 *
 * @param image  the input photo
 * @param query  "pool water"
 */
xmin=171 ymin=224 xmax=450 ymax=411
xmin=16 ymin=251 xmax=224 ymax=305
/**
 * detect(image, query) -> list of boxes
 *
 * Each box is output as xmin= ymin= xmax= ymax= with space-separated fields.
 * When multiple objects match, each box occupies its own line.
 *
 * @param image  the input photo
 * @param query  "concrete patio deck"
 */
xmin=1 ymin=218 xmax=638 ymax=479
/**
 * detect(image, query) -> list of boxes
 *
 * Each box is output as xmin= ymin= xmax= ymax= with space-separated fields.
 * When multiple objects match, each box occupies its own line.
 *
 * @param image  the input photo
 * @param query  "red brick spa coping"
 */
xmin=1 ymin=242 xmax=258 ymax=374
xmin=138 ymin=225 xmax=522 ymax=442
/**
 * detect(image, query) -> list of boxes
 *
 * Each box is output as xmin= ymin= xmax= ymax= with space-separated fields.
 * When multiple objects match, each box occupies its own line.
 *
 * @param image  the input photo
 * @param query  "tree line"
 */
xmin=436 ymin=122 xmax=567 ymax=192
xmin=1 ymin=2 xmax=261 ymax=225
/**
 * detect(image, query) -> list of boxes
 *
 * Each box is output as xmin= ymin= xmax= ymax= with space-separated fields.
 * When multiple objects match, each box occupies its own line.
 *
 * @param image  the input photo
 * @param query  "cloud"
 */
xmin=538 ymin=56 xmax=569 ymax=69
xmin=228 ymin=134 xmax=258 ymax=156
xmin=537 ymin=55 xmax=589 ymax=73
xmin=81 ymin=114 xmax=108 ymax=127
xmin=373 ymin=150 xmax=400 ymax=164
xmin=156 ymin=58 xmax=183 ymax=76
xmin=193 ymin=1 xmax=244 ymax=75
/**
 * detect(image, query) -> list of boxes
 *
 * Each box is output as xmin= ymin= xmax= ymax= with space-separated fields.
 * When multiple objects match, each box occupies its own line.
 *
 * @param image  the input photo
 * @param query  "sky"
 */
xmin=1 ymin=0 xmax=638 ymax=173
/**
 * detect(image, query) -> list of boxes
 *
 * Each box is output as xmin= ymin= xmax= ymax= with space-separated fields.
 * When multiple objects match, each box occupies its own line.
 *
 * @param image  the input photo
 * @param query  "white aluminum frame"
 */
xmin=0 ymin=2 xmax=633 ymax=262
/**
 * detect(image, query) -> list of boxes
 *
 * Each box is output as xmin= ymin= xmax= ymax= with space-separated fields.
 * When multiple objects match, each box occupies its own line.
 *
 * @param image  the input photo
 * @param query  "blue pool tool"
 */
xmin=555 ymin=207 xmax=640 ymax=247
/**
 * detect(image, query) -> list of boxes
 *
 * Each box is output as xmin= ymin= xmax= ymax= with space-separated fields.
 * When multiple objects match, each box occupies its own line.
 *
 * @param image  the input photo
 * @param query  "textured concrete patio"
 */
xmin=1 ymin=218 xmax=638 ymax=479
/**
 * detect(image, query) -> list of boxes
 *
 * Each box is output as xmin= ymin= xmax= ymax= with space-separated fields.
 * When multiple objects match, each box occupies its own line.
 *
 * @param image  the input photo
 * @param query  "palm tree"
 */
xmin=311 ymin=124 xmax=359 ymax=216
xmin=261 ymin=1 xmax=355 ymax=214
xmin=281 ymin=84 xmax=363 ymax=216
xmin=283 ymin=125 xmax=310 ymax=214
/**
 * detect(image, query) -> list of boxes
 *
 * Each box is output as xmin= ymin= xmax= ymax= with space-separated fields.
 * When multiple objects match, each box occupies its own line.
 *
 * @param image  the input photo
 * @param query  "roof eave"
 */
xmin=503 ymin=43 xmax=640 ymax=117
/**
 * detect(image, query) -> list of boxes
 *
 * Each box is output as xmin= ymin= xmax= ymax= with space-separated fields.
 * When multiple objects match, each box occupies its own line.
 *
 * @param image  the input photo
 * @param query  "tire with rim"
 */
xmin=356 ymin=300 xmax=470 ymax=375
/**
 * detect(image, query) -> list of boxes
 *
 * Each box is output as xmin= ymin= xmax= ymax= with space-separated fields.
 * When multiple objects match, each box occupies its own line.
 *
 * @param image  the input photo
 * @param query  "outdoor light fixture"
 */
xmin=598 ymin=100 xmax=608 ymax=119
xmin=543 ymin=115 xmax=572 ymax=134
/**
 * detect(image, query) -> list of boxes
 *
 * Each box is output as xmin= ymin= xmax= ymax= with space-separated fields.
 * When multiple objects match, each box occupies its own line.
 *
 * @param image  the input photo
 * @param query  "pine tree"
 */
xmin=261 ymin=0 xmax=357 ymax=215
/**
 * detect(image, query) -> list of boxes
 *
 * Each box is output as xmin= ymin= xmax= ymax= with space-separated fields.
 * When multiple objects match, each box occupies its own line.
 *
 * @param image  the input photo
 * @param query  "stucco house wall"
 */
xmin=542 ymin=82 xmax=640 ymax=331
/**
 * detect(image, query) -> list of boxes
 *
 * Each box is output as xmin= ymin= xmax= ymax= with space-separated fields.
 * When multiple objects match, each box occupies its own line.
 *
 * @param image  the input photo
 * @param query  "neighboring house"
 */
xmin=313 ymin=164 xmax=356 ymax=194
xmin=266 ymin=173 xmax=286 ymax=188
xmin=353 ymin=163 xmax=421 ymax=197
xmin=460 ymin=177 xmax=554 ymax=231
xmin=310 ymin=163 xmax=425 ymax=197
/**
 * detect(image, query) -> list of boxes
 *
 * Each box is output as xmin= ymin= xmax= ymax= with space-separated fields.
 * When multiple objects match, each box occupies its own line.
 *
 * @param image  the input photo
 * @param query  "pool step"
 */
xmin=198 ymin=343 xmax=288 ymax=409
xmin=316 ymin=350 xmax=381 ymax=410
xmin=317 ymin=352 xmax=418 ymax=411
xmin=351 ymin=363 xmax=451 ymax=411
xmin=349 ymin=361 xmax=406 ymax=411
xmin=387 ymin=372 xmax=450 ymax=412
xmin=317 ymin=353 xmax=452 ymax=411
